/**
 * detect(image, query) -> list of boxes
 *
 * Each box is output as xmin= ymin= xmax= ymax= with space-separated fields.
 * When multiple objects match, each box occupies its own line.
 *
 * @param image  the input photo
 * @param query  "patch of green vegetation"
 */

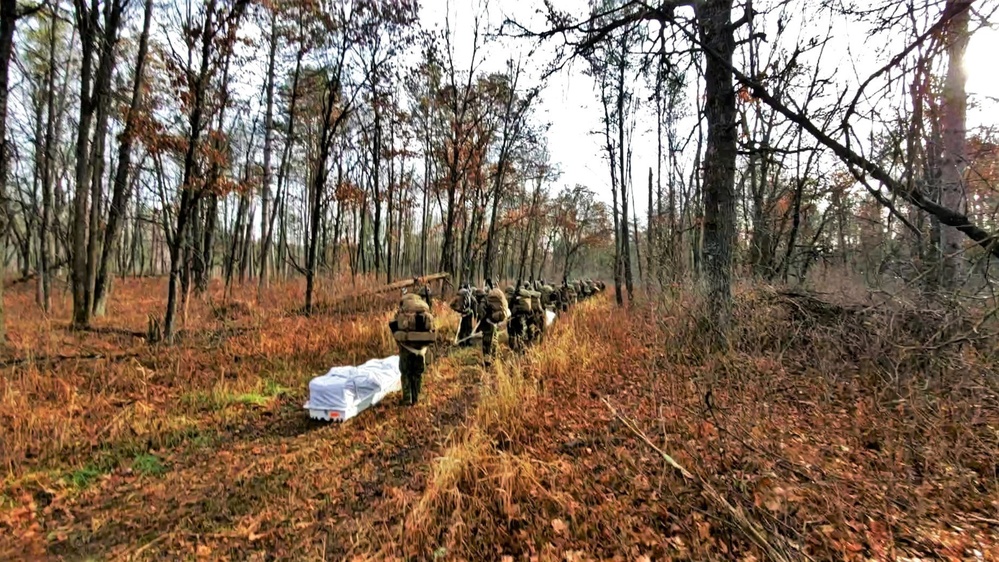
xmin=262 ymin=378 xmax=290 ymax=397
xmin=182 ymin=379 xmax=289 ymax=412
xmin=433 ymin=547 xmax=448 ymax=561
xmin=233 ymin=392 xmax=270 ymax=407
xmin=68 ymin=464 xmax=105 ymax=489
xmin=132 ymin=453 xmax=167 ymax=476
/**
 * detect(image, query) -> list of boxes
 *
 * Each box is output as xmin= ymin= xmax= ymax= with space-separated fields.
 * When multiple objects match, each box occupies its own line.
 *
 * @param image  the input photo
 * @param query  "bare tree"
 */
xmin=937 ymin=0 xmax=971 ymax=288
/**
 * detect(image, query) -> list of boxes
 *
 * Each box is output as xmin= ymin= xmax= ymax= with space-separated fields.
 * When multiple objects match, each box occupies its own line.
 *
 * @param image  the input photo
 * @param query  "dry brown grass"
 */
xmin=1 ymin=276 xmax=997 ymax=560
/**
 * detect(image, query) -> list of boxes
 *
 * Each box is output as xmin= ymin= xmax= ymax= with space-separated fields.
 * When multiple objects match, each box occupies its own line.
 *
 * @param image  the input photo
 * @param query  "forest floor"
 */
xmin=0 ymin=278 xmax=997 ymax=561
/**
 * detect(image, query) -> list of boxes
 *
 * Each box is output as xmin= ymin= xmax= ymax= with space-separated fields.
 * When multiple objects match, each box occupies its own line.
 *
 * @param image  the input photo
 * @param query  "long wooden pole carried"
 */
xmin=334 ymin=273 xmax=450 ymax=302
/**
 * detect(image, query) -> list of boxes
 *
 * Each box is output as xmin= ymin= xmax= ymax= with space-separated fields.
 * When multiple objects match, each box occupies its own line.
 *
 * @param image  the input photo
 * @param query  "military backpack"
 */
xmin=485 ymin=288 xmax=509 ymax=323
xmin=393 ymin=294 xmax=436 ymax=343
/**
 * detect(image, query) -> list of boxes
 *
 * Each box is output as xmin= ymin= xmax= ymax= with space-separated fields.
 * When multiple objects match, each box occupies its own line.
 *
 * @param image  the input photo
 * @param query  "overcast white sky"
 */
xmin=420 ymin=1 xmax=999 ymax=222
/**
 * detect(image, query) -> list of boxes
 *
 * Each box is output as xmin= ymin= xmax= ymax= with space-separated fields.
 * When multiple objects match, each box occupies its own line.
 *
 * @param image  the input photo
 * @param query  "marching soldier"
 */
xmin=450 ymin=284 xmax=476 ymax=347
xmin=507 ymin=282 xmax=532 ymax=352
xmin=479 ymin=278 xmax=507 ymax=366
xmin=389 ymin=294 xmax=436 ymax=405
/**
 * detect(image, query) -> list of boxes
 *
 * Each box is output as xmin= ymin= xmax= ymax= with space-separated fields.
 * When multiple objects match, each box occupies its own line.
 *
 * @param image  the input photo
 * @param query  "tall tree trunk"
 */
xmin=0 ymin=0 xmax=19 ymax=342
xmin=165 ymin=0 xmax=222 ymax=342
xmin=386 ymin=127 xmax=394 ymax=283
xmin=305 ymin=77 xmax=343 ymax=313
xmin=600 ymin=77 xmax=623 ymax=305
xmin=617 ymin=32 xmax=634 ymax=303
xmin=130 ymin=188 xmax=141 ymax=275
xmin=94 ymin=0 xmax=153 ymax=316
xmin=420 ymin=131 xmax=430 ymax=274
xmin=372 ymin=94 xmax=383 ymax=274
xmin=264 ymin=41 xmax=303 ymax=286
xmin=37 ymin=10 xmax=59 ymax=312
xmin=938 ymin=0 xmax=970 ymax=289
xmin=331 ymin=162 xmax=343 ymax=273
xmin=201 ymin=194 xmax=218 ymax=290
xmin=85 ymin=0 xmax=124 ymax=317
xmin=697 ymin=0 xmax=738 ymax=344
xmin=647 ymin=167 xmax=656 ymax=286
xmin=225 ymin=193 xmax=247 ymax=294
xmin=70 ymin=0 xmax=101 ymax=329
xmin=258 ymin=11 xmax=278 ymax=297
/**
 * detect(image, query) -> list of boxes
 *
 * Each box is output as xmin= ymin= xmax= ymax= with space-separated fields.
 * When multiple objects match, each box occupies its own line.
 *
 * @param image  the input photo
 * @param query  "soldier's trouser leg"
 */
xmin=457 ymin=314 xmax=474 ymax=345
xmin=481 ymin=322 xmax=495 ymax=363
xmin=400 ymin=371 xmax=412 ymax=404
xmin=411 ymin=367 xmax=423 ymax=403
xmin=508 ymin=316 xmax=524 ymax=352
xmin=399 ymin=348 xmax=425 ymax=405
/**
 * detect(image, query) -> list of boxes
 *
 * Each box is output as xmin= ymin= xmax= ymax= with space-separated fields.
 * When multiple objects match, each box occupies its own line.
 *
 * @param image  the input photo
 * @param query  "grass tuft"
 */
xmin=131 ymin=453 xmax=166 ymax=477
xmin=67 ymin=465 xmax=105 ymax=489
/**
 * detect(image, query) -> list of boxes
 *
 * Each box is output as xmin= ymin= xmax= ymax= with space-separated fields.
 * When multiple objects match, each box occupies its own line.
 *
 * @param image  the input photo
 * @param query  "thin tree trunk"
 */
xmin=0 ymin=0 xmax=21 ymax=342
xmin=600 ymin=75 xmax=623 ymax=305
xmin=166 ymin=0 xmax=226 ymax=342
xmin=617 ymin=32 xmax=633 ymax=302
xmin=258 ymin=11 xmax=278 ymax=297
xmin=94 ymin=0 xmax=153 ymax=316
xmin=36 ymin=10 xmax=61 ymax=312
xmin=372 ymin=91 xmax=383 ymax=274
xmin=85 ymin=0 xmax=125 ymax=317
xmin=386 ymin=126 xmax=394 ymax=283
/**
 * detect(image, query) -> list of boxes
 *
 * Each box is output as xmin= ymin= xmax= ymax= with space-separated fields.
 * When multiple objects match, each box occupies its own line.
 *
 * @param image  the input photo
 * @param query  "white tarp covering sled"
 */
xmin=304 ymin=355 xmax=402 ymax=422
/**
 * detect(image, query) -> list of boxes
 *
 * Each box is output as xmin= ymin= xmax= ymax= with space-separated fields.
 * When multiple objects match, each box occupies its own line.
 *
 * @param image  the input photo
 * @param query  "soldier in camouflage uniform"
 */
xmin=557 ymin=279 xmax=570 ymax=312
xmin=506 ymin=284 xmax=529 ymax=352
xmin=451 ymin=284 xmax=476 ymax=346
xmin=531 ymin=291 xmax=546 ymax=343
xmin=390 ymin=294 xmax=435 ymax=405
xmin=478 ymin=279 xmax=502 ymax=365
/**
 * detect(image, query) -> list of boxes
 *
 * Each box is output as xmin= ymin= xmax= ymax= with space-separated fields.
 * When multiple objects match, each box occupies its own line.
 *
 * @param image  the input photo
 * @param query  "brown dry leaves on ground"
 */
xmin=1 ymin=279 xmax=997 ymax=561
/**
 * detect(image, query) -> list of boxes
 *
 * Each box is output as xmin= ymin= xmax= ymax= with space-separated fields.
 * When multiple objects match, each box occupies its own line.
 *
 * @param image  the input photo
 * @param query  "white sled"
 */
xmin=304 ymin=355 xmax=402 ymax=422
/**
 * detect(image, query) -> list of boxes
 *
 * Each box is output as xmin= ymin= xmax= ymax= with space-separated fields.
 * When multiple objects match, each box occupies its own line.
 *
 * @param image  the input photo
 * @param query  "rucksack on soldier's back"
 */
xmin=540 ymin=285 xmax=554 ymax=306
xmin=450 ymin=290 xmax=471 ymax=314
xmin=512 ymin=289 xmax=540 ymax=313
xmin=393 ymin=294 xmax=436 ymax=343
xmin=486 ymin=288 xmax=509 ymax=323
xmin=512 ymin=292 xmax=533 ymax=315
xmin=526 ymin=290 xmax=542 ymax=313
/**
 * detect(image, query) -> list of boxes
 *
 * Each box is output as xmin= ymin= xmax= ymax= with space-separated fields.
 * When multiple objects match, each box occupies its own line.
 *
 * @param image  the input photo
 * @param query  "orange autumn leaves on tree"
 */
xmin=336 ymin=180 xmax=366 ymax=206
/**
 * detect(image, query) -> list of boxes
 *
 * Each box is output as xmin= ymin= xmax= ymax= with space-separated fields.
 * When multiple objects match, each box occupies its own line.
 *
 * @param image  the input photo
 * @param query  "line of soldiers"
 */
xmin=451 ymin=276 xmax=606 ymax=363
xmin=388 ymin=276 xmax=605 ymax=406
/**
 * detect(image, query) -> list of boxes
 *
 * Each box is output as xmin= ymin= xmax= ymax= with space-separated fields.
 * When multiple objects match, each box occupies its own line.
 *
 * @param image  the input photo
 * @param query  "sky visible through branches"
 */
xmin=421 ymin=0 xmax=999 ymax=220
